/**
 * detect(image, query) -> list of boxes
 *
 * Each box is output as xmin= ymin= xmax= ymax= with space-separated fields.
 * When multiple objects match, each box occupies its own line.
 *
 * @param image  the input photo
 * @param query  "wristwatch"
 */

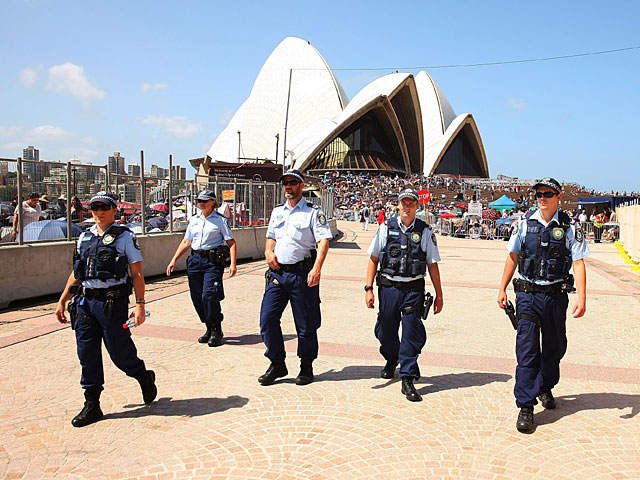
xmin=364 ymin=285 xmax=373 ymax=292
xmin=136 ymin=299 xmax=146 ymax=304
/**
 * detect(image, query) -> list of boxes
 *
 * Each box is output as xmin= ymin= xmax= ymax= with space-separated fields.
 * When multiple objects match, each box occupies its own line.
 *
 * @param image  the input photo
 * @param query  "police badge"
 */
xmin=317 ymin=213 xmax=327 ymax=225
xmin=552 ymin=227 xmax=564 ymax=240
xmin=411 ymin=232 xmax=421 ymax=243
xmin=103 ymin=234 xmax=115 ymax=245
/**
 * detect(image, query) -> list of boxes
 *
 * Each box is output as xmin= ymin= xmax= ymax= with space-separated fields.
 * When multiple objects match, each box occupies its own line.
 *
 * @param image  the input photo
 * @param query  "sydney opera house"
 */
xmin=199 ymin=37 xmax=488 ymax=178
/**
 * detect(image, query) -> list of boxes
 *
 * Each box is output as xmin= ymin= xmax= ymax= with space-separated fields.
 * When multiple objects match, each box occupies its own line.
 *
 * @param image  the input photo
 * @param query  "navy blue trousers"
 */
xmin=187 ymin=254 xmax=225 ymax=324
xmin=75 ymin=296 xmax=146 ymax=396
xmin=259 ymin=269 xmax=321 ymax=364
xmin=376 ymin=285 xmax=426 ymax=379
xmin=514 ymin=291 xmax=569 ymax=407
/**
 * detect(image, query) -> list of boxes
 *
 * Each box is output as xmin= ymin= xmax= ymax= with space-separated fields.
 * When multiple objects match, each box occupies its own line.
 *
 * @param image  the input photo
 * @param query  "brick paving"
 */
xmin=1 ymin=220 xmax=639 ymax=479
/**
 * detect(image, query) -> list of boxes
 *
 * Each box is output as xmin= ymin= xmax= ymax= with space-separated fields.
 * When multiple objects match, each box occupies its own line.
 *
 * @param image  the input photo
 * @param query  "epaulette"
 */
xmin=558 ymin=211 xmax=572 ymax=228
xmin=275 ymin=202 xmax=285 ymax=207
xmin=106 ymin=225 xmax=130 ymax=237
xmin=310 ymin=203 xmax=319 ymax=209
xmin=525 ymin=211 xmax=535 ymax=220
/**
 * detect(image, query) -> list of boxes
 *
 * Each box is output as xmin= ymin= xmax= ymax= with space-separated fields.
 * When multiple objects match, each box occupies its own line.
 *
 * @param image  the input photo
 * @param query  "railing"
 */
xmin=616 ymin=200 xmax=640 ymax=260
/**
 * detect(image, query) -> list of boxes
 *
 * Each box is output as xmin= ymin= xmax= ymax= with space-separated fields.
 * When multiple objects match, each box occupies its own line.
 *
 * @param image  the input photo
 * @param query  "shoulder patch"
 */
xmin=133 ymin=236 xmax=141 ymax=250
xmin=575 ymin=228 xmax=584 ymax=243
xmin=317 ymin=213 xmax=327 ymax=225
xmin=431 ymin=233 xmax=438 ymax=246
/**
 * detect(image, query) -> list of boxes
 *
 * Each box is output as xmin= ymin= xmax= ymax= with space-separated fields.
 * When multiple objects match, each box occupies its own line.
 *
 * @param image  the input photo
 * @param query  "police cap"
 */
xmin=533 ymin=177 xmax=562 ymax=193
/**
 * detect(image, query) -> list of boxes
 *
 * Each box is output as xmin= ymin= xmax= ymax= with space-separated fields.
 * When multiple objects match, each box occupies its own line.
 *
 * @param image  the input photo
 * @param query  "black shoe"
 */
xmin=381 ymin=360 xmax=398 ymax=379
xmin=71 ymin=400 xmax=103 ymax=428
xmin=137 ymin=370 xmax=157 ymax=404
xmin=258 ymin=363 xmax=288 ymax=385
xmin=516 ymin=407 xmax=534 ymax=433
xmin=208 ymin=323 xmax=224 ymax=347
xmin=198 ymin=324 xmax=212 ymax=344
xmin=295 ymin=362 xmax=314 ymax=386
xmin=400 ymin=377 xmax=422 ymax=402
xmin=538 ymin=391 xmax=556 ymax=409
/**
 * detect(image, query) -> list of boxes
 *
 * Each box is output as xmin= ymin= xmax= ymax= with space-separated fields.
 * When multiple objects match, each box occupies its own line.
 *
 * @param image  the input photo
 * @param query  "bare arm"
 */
xmin=365 ymin=255 xmax=379 ymax=308
xmin=427 ymin=262 xmax=443 ymax=314
xmin=497 ymin=252 xmax=519 ymax=309
xmin=129 ymin=261 xmax=146 ymax=326
xmin=307 ymin=238 xmax=329 ymax=287
xmin=571 ymin=259 xmax=586 ymax=318
xmin=55 ymin=271 xmax=81 ymax=324
xmin=166 ymin=237 xmax=192 ymax=276
xmin=226 ymin=238 xmax=237 ymax=277
xmin=265 ymin=238 xmax=279 ymax=270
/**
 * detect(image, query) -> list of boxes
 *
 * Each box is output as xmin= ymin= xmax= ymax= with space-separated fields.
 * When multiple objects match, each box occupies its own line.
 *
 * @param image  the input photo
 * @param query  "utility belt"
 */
xmin=273 ymin=250 xmax=317 ymax=274
xmin=513 ymin=275 xmax=575 ymax=294
xmin=191 ymin=244 xmax=231 ymax=267
xmin=376 ymin=271 xmax=425 ymax=290
xmin=82 ymin=283 xmax=130 ymax=300
xmin=67 ymin=282 xmax=132 ymax=329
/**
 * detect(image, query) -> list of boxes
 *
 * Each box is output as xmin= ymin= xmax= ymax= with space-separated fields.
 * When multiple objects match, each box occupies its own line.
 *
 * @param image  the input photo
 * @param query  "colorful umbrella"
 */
xmin=152 ymin=204 xmax=169 ymax=213
xmin=440 ymin=213 xmax=457 ymax=218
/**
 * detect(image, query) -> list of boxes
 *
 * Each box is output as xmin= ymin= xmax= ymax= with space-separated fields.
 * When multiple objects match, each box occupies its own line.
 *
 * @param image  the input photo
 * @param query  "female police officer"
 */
xmin=55 ymin=191 xmax=157 ymax=428
xmin=167 ymin=189 xmax=237 ymax=346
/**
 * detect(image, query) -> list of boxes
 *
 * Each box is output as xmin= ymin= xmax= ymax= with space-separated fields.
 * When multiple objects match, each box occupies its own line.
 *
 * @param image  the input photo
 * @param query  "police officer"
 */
xmin=258 ymin=170 xmax=332 ymax=386
xmin=365 ymin=189 xmax=443 ymax=402
xmin=497 ymin=177 xmax=589 ymax=433
xmin=167 ymin=190 xmax=237 ymax=346
xmin=55 ymin=191 xmax=157 ymax=428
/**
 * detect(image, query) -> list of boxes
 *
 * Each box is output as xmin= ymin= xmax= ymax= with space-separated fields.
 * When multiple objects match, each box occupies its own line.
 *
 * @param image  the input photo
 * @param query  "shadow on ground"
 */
xmin=536 ymin=392 xmax=640 ymax=424
xmin=105 ymin=395 xmax=249 ymax=420
xmin=223 ymin=333 xmax=296 ymax=346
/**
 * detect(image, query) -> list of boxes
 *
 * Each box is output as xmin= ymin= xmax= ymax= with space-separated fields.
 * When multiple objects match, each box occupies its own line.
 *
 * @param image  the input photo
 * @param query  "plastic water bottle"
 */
xmin=123 ymin=310 xmax=151 ymax=329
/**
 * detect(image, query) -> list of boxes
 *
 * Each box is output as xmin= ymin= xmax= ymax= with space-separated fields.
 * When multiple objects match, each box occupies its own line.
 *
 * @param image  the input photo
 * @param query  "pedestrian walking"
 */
xmin=364 ymin=189 xmax=444 ymax=402
xmin=55 ymin=191 xmax=157 ymax=427
xmin=360 ymin=203 xmax=371 ymax=231
xmin=166 ymin=189 xmax=237 ymax=346
xmin=258 ymin=170 xmax=332 ymax=386
xmin=497 ymin=177 xmax=589 ymax=433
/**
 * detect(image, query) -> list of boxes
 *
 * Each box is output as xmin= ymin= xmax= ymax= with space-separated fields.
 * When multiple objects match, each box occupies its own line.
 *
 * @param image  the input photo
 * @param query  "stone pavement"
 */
xmin=1 ymin=220 xmax=639 ymax=479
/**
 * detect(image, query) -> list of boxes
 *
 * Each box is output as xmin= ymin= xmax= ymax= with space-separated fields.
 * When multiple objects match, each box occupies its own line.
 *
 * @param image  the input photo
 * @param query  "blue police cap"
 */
xmin=90 ymin=191 xmax=118 ymax=207
xmin=279 ymin=169 xmax=305 ymax=183
xmin=398 ymin=189 xmax=419 ymax=202
xmin=196 ymin=189 xmax=216 ymax=201
xmin=533 ymin=177 xmax=562 ymax=193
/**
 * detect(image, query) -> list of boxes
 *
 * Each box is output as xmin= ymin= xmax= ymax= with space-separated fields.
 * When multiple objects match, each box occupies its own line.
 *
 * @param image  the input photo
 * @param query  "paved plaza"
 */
xmin=1 ymin=220 xmax=639 ymax=479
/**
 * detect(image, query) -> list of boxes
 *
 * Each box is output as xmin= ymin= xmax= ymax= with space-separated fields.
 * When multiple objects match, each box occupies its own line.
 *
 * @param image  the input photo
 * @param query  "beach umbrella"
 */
xmin=125 ymin=222 xmax=145 ymax=234
xmin=22 ymin=219 xmax=82 ymax=241
xmin=440 ymin=213 xmax=457 ymax=218
xmin=0 ymin=204 xmax=15 ymax=216
xmin=147 ymin=216 xmax=168 ymax=230
xmin=152 ymin=204 xmax=169 ymax=213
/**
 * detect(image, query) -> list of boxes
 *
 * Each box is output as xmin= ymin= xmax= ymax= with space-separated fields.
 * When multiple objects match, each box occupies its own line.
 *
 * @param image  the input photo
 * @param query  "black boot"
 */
xmin=198 ymin=324 xmax=212 ymax=344
xmin=401 ymin=377 xmax=422 ymax=402
xmin=538 ymin=391 xmax=556 ymax=409
xmin=516 ymin=407 xmax=534 ymax=433
xmin=71 ymin=399 xmax=103 ymax=428
xmin=295 ymin=361 xmax=314 ymax=386
xmin=258 ymin=363 xmax=288 ymax=385
xmin=208 ymin=323 xmax=224 ymax=347
xmin=381 ymin=359 xmax=398 ymax=379
xmin=136 ymin=370 xmax=157 ymax=404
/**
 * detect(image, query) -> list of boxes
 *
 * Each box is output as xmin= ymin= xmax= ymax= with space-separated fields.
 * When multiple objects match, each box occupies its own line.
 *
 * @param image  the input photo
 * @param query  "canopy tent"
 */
xmin=488 ymin=195 xmax=517 ymax=212
xmin=578 ymin=196 xmax=637 ymax=211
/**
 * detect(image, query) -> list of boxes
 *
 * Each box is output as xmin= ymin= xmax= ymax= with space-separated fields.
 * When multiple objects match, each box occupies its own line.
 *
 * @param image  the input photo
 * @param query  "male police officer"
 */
xmin=258 ymin=170 xmax=332 ymax=386
xmin=498 ymin=178 xmax=588 ymax=433
xmin=365 ymin=189 xmax=443 ymax=402
xmin=55 ymin=191 xmax=156 ymax=427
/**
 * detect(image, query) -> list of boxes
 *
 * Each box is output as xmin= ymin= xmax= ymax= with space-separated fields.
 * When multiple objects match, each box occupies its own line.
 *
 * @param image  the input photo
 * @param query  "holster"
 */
xmin=264 ymin=269 xmax=280 ymax=291
xmin=504 ymin=300 xmax=518 ymax=330
xmin=67 ymin=285 xmax=81 ymax=330
xmin=210 ymin=245 xmax=231 ymax=267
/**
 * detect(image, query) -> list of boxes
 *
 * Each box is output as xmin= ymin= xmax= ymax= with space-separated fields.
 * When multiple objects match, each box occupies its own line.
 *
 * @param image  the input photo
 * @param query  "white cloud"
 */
xmin=140 ymin=114 xmax=203 ymax=139
xmin=46 ymin=62 xmax=106 ymax=100
xmin=1 ymin=142 xmax=24 ymax=152
xmin=27 ymin=125 xmax=73 ymax=141
xmin=19 ymin=66 xmax=41 ymax=87
xmin=0 ymin=126 xmax=23 ymax=137
xmin=140 ymin=82 xmax=168 ymax=94
xmin=61 ymin=147 xmax=98 ymax=162
xmin=505 ymin=97 xmax=527 ymax=111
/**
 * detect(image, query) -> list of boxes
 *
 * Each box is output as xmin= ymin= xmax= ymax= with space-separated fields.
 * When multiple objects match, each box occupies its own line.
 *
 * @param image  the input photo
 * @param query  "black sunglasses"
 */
xmin=90 ymin=203 xmax=114 ymax=211
xmin=535 ymin=191 xmax=557 ymax=199
xmin=281 ymin=180 xmax=301 ymax=186
xmin=196 ymin=199 xmax=212 ymax=203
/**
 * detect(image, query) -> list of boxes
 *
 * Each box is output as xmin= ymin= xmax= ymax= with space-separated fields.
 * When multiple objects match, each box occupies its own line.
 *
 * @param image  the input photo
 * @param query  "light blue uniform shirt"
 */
xmin=266 ymin=198 xmax=333 ymax=264
xmin=368 ymin=218 xmax=441 ymax=282
xmin=77 ymin=224 xmax=143 ymax=289
xmin=507 ymin=209 xmax=590 ymax=285
xmin=185 ymin=211 xmax=234 ymax=250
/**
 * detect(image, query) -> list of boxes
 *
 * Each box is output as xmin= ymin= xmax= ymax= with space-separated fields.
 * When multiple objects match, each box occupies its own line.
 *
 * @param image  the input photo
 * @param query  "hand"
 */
xmin=134 ymin=304 xmax=146 ymax=327
xmin=497 ymin=290 xmax=507 ymax=309
xmin=307 ymin=268 xmax=321 ymax=287
xmin=365 ymin=290 xmax=375 ymax=309
xmin=228 ymin=263 xmax=237 ymax=277
xmin=166 ymin=260 xmax=176 ymax=276
xmin=265 ymin=251 xmax=280 ymax=270
xmin=572 ymin=298 xmax=586 ymax=318
xmin=11 ymin=230 xmax=17 ymax=241
xmin=433 ymin=295 xmax=443 ymax=314
xmin=55 ymin=302 xmax=67 ymax=324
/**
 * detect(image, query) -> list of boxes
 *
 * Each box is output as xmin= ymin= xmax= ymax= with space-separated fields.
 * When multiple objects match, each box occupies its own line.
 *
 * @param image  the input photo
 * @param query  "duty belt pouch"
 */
xmin=210 ymin=245 xmax=231 ymax=267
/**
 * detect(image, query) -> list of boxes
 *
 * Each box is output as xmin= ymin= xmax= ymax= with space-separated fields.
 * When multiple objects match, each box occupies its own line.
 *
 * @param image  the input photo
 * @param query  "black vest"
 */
xmin=380 ymin=217 xmax=428 ymax=277
xmin=73 ymin=224 xmax=131 ymax=281
xmin=518 ymin=211 xmax=572 ymax=282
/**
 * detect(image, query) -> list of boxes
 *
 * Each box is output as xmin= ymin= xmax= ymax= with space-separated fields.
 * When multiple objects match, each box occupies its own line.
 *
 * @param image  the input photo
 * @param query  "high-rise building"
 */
xmin=22 ymin=145 xmax=49 ymax=182
xmin=150 ymin=164 xmax=168 ymax=178
xmin=171 ymin=165 xmax=187 ymax=180
xmin=0 ymin=161 xmax=9 ymax=176
xmin=117 ymin=182 xmax=137 ymax=203
xmin=128 ymin=163 xmax=141 ymax=176
xmin=108 ymin=152 xmax=126 ymax=175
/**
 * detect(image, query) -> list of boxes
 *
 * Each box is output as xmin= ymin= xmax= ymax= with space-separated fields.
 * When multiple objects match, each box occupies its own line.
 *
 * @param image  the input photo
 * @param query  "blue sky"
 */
xmin=1 ymin=0 xmax=638 ymax=192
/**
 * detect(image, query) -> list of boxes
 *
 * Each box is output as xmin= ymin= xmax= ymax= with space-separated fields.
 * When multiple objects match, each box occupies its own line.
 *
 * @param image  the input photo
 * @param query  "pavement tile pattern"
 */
xmin=1 ymin=221 xmax=639 ymax=479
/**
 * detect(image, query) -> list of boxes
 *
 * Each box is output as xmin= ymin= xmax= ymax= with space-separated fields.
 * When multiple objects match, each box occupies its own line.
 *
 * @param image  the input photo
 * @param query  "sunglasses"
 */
xmin=196 ymin=199 xmax=212 ymax=203
xmin=90 ymin=203 xmax=114 ymax=211
xmin=535 ymin=191 xmax=557 ymax=199
xmin=281 ymin=180 xmax=301 ymax=186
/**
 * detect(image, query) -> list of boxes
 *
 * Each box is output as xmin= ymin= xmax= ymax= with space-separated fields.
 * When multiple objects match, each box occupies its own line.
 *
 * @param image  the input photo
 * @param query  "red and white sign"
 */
xmin=417 ymin=189 xmax=431 ymax=204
